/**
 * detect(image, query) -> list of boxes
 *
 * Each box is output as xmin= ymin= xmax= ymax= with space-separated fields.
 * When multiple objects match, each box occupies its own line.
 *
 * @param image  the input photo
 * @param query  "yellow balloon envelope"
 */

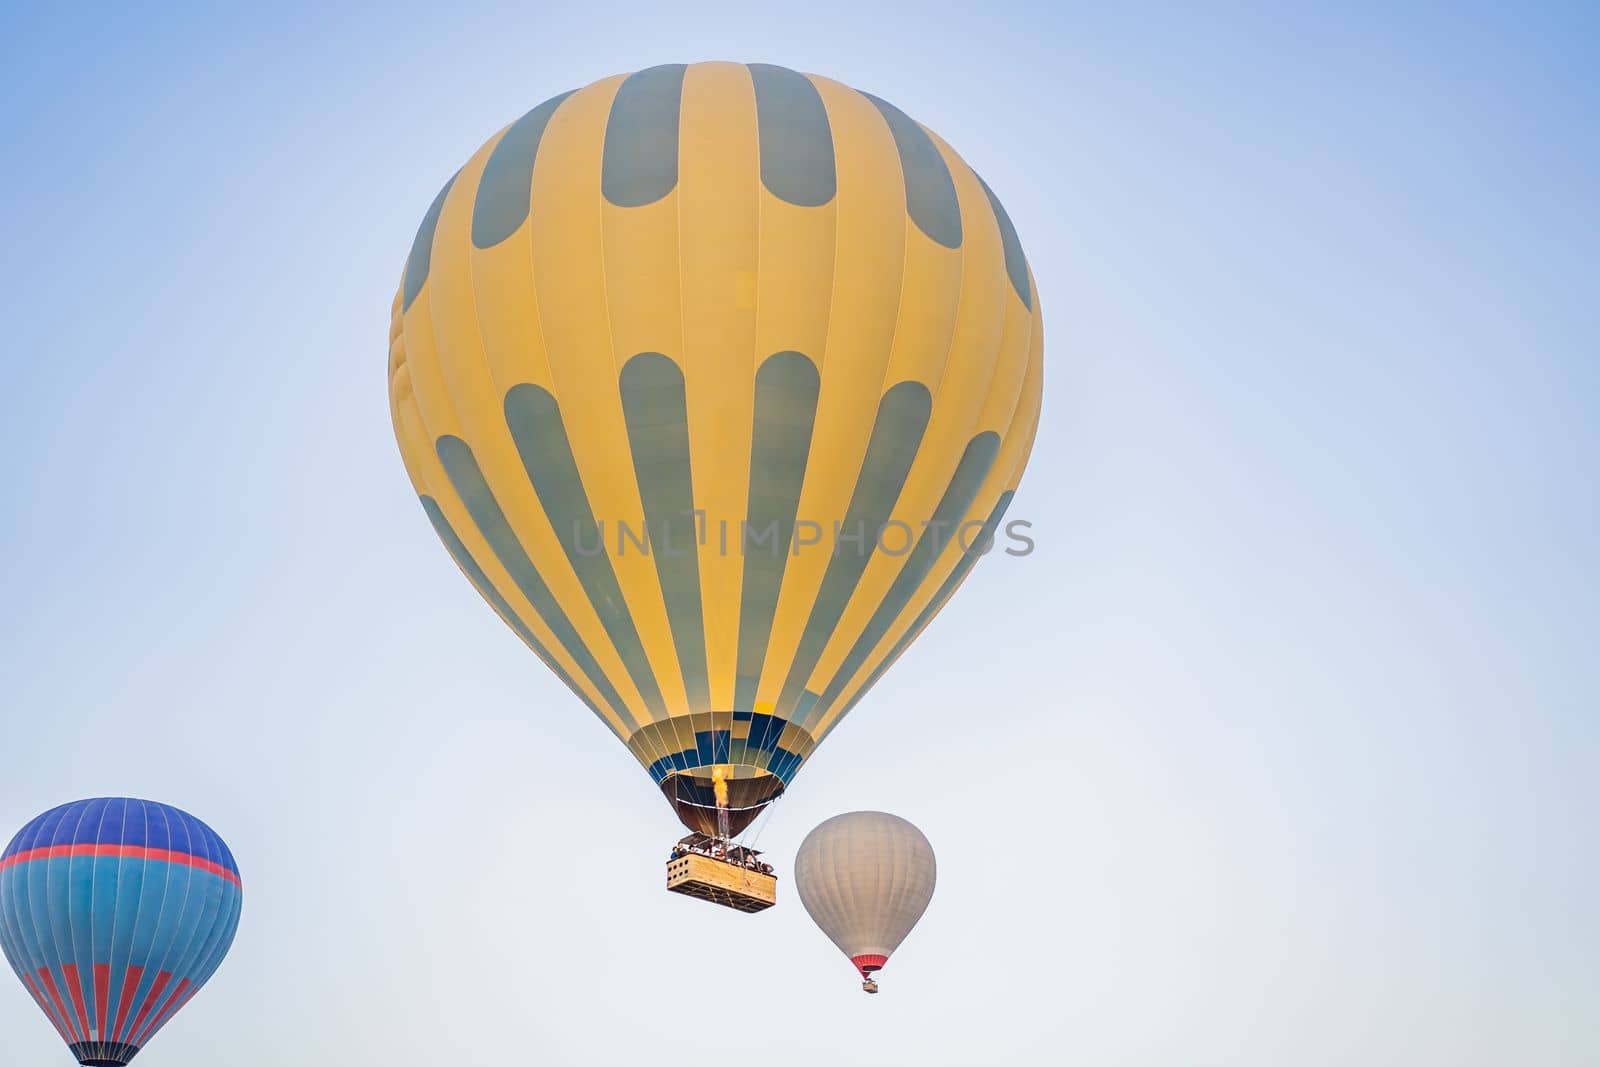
xmin=389 ymin=62 xmax=1042 ymax=836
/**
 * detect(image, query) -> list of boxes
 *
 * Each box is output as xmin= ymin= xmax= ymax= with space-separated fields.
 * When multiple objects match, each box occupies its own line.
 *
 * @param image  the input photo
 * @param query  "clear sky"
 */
xmin=1 ymin=2 xmax=1595 ymax=1064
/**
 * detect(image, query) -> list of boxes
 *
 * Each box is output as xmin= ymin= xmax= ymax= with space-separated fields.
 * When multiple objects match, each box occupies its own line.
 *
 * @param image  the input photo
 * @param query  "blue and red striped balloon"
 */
xmin=0 ymin=798 xmax=242 ymax=1066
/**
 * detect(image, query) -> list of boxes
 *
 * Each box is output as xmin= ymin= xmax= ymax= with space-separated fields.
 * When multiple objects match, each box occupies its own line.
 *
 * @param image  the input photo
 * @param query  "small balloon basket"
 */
xmin=665 ymin=833 xmax=777 ymax=913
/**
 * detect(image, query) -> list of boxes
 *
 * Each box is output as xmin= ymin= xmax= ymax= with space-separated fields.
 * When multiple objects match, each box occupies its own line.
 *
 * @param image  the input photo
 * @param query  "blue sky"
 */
xmin=1 ymin=3 xmax=1595 ymax=1063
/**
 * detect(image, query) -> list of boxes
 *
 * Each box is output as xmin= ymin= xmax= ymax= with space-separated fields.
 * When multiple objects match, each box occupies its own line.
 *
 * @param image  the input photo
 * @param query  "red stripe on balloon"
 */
xmin=94 ymin=963 xmax=111 ymax=1041
xmin=124 ymin=969 xmax=171 ymax=1045
xmin=111 ymin=965 xmax=144 ymax=1044
xmin=133 ymin=976 xmax=192 ymax=1047
xmin=23 ymin=972 xmax=74 ymax=1044
xmin=0 ymin=844 xmax=240 ymax=886
xmin=36 ymin=967 xmax=80 ymax=1042
xmin=61 ymin=963 xmax=91 ymax=1042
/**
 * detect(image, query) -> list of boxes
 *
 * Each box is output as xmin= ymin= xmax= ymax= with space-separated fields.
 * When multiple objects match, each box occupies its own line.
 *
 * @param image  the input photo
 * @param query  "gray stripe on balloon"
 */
xmin=602 ymin=64 xmax=687 ymax=207
xmin=619 ymin=353 xmax=710 ymax=712
xmin=773 ymin=380 xmax=932 ymax=720
xmin=502 ymin=385 xmax=668 ymax=721
xmin=402 ymin=171 xmax=458 ymax=310
xmin=733 ymin=352 xmax=821 ymax=711
xmin=749 ymin=64 xmax=836 ymax=207
xmin=472 ymin=91 xmax=576 ymax=248
xmin=976 ymin=174 xmax=1031 ymax=309
xmin=807 ymin=431 xmax=1000 ymax=727
xmin=861 ymin=93 xmax=962 ymax=249
xmin=435 ymin=435 xmax=643 ymax=730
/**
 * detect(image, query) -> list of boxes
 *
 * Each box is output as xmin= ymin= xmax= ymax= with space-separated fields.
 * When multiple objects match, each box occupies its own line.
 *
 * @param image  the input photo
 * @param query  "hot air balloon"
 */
xmin=389 ymin=62 xmax=1042 ymax=906
xmin=0 ymin=799 xmax=242 ymax=1066
xmin=794 ymin=811 xmax=936 ymax=993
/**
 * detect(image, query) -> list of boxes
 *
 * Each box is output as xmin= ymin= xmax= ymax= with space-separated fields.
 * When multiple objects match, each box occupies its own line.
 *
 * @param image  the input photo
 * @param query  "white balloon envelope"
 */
xmin=793 ymin=811 xmax=936 ymax=993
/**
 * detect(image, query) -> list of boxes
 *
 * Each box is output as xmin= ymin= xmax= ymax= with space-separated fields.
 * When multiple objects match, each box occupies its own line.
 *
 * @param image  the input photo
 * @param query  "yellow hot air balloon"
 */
xmin=388 ymin=62 xmax=1042 ymax=863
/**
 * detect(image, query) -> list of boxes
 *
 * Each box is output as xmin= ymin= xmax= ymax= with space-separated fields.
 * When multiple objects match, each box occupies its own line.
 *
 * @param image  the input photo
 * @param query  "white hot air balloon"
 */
xmin=793 ymin=811 xmax=936 ymax=993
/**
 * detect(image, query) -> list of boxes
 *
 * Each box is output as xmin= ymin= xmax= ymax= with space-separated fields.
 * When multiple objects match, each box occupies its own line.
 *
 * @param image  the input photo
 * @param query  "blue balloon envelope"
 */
xmin=0 ymin=799 xmax=242 ymax=1066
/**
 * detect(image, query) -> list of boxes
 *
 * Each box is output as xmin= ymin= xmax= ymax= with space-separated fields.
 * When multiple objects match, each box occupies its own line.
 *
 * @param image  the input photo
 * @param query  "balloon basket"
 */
xmin=665 ymin=834 xmax=777 ymax=913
